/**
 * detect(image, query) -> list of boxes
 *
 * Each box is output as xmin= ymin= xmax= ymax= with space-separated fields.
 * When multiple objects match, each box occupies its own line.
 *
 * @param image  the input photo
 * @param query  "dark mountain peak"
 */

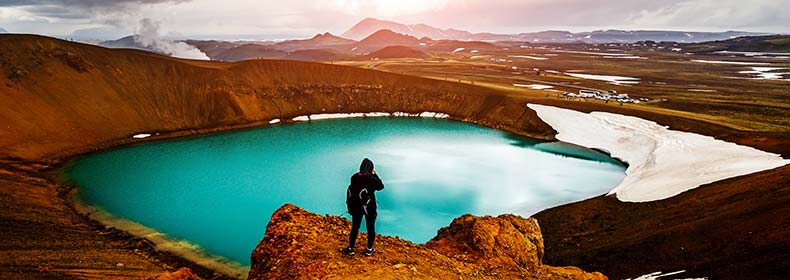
xmin=360 ymin=29 xmax=419 ymax=43
xmin=360 ymin=17 xmax=385 ymax=23
xmin=312 ymin=32 xmax=334 ymax=39
xmin=341 ymin=17 xmax=409 ymax=40
xmin=352 ymin=29 xmax=421 ymax=53
xmin=271 ymin=32 xmax=355 ymax=51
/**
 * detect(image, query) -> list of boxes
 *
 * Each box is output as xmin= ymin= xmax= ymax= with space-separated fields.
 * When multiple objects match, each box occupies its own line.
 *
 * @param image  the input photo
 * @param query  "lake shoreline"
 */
xmin=63 ymin=116 xmax=628 ymax=274
xmin=40 ymin=113 xmax=557 ymax=279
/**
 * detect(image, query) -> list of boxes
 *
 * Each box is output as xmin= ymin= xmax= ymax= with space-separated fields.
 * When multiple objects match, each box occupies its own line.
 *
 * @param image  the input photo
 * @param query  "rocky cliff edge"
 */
xmin=248 ymin=204 xmax=606 ymax=279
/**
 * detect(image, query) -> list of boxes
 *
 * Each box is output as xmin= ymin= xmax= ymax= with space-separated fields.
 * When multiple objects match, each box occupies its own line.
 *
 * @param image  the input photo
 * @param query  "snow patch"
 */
xmin=564 ymin=72 xmax=640 ymax=85
xmin=364 ymin=112 xmax=391 ymax=117
xmin=604 ymin=56 xmax=646 ymax=59
xmin=452 ymin=47 xmax=465 ymax=53
xmin=528 ymin=104 xmax=788 ymax=202
xmin=738 ymin=67 xmax=790 ymax=80
xmin=625 ymin=270 xmax=707 ymax=280
xmin=132 ymin=133 xmax=151 ymax=139
xmin=551 ymin=49 xmax=633 ymax=56
xmin=715 ymin=50 xmax=790 ymax=56
xmin=508 ymin=55 xmax=548 ymax=60
xmin=513 ymin=83 xmax=554 ymax=90
xmin=691 ymin=59 xmax=769 ymax=65
xmin=268 ymin=119 xmax=281 ymax=124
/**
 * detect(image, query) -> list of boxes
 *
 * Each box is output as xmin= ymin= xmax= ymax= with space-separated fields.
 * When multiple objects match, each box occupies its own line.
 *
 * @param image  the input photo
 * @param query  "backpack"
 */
xmin=346 ymin=183 xmax=371 ymax=215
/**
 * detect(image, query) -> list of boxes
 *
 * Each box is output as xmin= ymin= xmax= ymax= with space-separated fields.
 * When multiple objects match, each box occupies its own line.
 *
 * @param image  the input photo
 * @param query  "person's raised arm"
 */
xmin=371 ymin=169 xmax=384 ymax=191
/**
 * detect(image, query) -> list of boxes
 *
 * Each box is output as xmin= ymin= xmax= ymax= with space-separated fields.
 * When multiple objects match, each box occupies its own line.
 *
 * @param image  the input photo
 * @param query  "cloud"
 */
xmin=0 ymin=1 xmax=188 ymax=9
xmin=627 ymin=0 xmax=790 ymax=31
xmin=0 ymin=0 xmax=787 ymax=39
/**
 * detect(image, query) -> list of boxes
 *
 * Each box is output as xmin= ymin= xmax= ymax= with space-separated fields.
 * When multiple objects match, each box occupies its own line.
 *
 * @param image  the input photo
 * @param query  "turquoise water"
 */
xmin=66 ymin=117 xmax=625 ymax=266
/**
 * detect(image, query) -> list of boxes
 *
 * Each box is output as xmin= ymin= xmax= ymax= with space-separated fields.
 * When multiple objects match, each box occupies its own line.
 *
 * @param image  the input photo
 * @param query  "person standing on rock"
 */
xmin=342 ymin=158 xmax=384 ymax=256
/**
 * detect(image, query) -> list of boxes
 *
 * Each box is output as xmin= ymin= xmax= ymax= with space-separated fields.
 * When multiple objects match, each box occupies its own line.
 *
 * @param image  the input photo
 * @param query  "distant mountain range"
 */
xmin=98 ymin=29 xmax=484 ymax=61
xmin=340 ymin=17 xmax=770 ymax=43
xmin=98 ymin=35 xmax=142 ymax=49
xmin=341 ymin=17 xmax=477 ymax=41
xmin=680 ymin=35 xmax=790 ymax=53
xmin=96 ymin=17 xmax=779 ymax=62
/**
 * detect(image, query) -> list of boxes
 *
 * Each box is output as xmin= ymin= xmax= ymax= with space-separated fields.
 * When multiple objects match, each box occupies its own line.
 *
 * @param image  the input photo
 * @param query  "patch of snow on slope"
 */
xmin=528 ymin=104 xmax=788 ymax=202
xmin=625 ymin=270 xmax=707 ymax=280
xmin=508 ymin=55 xmax=548 ymax=60
xmin=565 ymin=73 xmax=640 ymax=85
xmin=738 ymin=67 xmax=790 ymax=80
xmin=513 ymin=84 xmax=553 ymax=90
xmin=691 ymin=59 xmax=769 ymax=65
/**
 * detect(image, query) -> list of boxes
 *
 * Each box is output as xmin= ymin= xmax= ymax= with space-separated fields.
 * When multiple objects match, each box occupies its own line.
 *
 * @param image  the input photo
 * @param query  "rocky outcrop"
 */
xmin=147 ymin=267 xmax=201 ymax=280
xmin=248 ymin=204 xmax=606 ymax=280
xmin=425 ymin=214 xmax=545 ymax=268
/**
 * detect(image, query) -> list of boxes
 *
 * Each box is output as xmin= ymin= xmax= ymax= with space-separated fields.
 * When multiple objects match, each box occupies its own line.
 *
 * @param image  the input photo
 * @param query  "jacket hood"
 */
xmin=359 ymin=158 xmax=374 ymax=174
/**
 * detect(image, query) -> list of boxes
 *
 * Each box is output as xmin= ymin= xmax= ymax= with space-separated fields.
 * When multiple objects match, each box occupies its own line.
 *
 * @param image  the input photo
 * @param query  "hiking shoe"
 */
xmin=364 ymin=247 xmax=374 ymax=256
xmin=341 ymin=247 xmax=355 ymax=256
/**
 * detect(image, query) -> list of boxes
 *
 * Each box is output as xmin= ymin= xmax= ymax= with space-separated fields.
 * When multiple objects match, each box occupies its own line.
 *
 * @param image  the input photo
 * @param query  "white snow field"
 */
xmin=528 ymin=104 xmax=788 ymax=202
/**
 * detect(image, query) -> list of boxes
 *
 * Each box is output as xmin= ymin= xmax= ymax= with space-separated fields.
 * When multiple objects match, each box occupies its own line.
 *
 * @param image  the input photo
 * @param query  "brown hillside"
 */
xmin=363 ymin=45 xmax=429 ymax=59
xmin=534 ymin=165 xmax=790 ymax=280
xmin=0 ymin=34 xmax=554 ymax=161
xmin=286 ymin=48 xmax=352 ymax=61
xmin=423 ymin=40 xmax=497 ymax=52
xmin=214 ymin=44 xmax=288 ymax=61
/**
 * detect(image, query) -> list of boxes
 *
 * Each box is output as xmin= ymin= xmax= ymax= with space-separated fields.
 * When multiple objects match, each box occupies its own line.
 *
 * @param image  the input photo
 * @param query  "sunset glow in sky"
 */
xmin=0 ymin=0 xmax=788 ymax=40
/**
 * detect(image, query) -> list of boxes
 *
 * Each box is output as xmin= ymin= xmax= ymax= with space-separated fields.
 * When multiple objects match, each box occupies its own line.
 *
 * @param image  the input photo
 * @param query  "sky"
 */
xmin=0 ymin=0 xmax=788 ymax=40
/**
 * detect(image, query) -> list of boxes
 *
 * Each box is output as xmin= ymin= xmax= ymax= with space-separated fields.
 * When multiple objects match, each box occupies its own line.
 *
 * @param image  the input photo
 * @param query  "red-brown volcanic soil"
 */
xmin=534 ymin=165 xmax=790 ymax=280
xmin=362 ymin=46 xmax=429 ymax=59
xmin=0 ymin=34 xmax=787 ymax=279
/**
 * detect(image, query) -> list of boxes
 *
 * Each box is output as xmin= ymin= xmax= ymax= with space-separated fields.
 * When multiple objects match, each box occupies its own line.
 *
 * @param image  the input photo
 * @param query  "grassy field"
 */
xmin=336 ymin=45 xmax=790 ymax=132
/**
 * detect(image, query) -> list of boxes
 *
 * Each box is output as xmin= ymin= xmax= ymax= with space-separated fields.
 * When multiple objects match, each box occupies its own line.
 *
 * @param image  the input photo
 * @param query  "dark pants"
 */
xmin=348 ymin=213 xmax=376 ymax=249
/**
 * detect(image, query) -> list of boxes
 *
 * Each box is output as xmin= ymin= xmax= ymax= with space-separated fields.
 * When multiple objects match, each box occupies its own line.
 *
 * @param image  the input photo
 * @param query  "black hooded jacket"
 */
xmin=346 ymin=158 xmax=384 ymax=216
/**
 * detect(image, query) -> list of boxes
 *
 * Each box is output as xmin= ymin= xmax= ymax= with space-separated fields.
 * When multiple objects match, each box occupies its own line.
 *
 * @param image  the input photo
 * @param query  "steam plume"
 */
xmin=134 ymin=18 xmax=209 ymax=60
